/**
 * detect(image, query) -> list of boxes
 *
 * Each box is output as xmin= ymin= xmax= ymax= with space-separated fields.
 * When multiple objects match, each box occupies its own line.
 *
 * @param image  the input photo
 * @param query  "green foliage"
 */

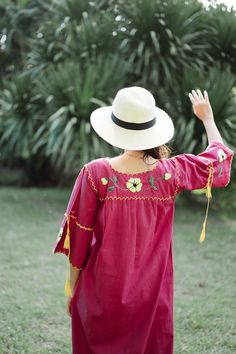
xmin=160 ymin=65 xmax=236 ymax=153
xmin=0 ymin=72 xmax=51 ymax=184
xmin=27 ymin=0 xmax=119 ymax=73
xmin=0 ymin=73 xmax=41 ymax=160
xmin=33 ymin=56 xmax=129 ymax=174
xmin=118 ymin=0 xmax=211 ymax=87
xmin=0 ymin=1 xmax=42 ymax=78
xmin=206 ymin=4 xmax=236 ymax=70
xmin=0 ymin=0 xmax=236 ymax=184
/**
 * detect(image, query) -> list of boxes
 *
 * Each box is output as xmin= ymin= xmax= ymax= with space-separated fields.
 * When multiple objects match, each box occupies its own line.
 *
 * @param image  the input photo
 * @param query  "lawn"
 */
xmin=0 ymin=187 xmax=235 ymax=354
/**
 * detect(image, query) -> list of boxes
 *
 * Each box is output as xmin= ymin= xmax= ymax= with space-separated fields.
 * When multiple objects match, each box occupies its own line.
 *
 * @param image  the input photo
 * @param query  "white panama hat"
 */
xmin=90 ymin=86 xmax=174 ymax=150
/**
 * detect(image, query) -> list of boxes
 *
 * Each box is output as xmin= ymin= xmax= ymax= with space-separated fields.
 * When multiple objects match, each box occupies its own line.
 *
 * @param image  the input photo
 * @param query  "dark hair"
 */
xmin=143 ymin=145 xmax=171 ymax=161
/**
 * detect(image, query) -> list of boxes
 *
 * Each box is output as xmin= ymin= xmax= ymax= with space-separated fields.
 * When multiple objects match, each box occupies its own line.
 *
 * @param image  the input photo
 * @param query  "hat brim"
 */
xmin=90 ymin=106 xmax=174 ymax=150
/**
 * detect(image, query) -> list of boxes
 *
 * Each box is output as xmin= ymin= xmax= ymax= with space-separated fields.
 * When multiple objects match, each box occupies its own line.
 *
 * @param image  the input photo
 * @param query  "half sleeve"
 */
xmin=174 ymin=141 xmax=234 ymax=192
xmin=52 ymin=165 xmax=98 ymax=270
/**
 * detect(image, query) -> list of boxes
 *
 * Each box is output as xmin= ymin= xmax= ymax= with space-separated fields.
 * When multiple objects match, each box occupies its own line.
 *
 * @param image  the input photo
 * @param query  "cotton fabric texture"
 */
xmin=52 ymin=141 xmax=233 ymax=354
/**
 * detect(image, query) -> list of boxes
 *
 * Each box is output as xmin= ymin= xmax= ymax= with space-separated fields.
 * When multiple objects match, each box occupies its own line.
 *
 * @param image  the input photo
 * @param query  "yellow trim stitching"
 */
xmin=75 ymin=220 xmax=93 ymax=231
xmin=100 ymin=195 xmax=175 ymax=201
xmin=68 ymin=213 xmax=93 ymax=231
xmin=84 ymin=165 xmax=98 ymax=194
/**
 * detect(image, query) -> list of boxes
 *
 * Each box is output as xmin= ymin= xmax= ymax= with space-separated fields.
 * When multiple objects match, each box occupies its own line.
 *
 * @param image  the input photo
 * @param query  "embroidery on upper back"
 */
xmin=100 ymin=162 xmax=180 ymax=201
xmin=84 ymin=158 xmax=181 ymax=201
xmin=100 ymin=172 xmax=172 ymax=193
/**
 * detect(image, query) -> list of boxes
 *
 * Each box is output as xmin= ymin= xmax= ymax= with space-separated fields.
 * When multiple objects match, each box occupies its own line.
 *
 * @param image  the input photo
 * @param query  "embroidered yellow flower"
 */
xmin=126 ymin=177 xmax=143 ymax=193
xmin=101 ymin=177 xmax=109 ymax=185
xmin=217 ymin=149 xmax=227 ymax=163
xmin=163 ymin=172 xmax=172 ymax=180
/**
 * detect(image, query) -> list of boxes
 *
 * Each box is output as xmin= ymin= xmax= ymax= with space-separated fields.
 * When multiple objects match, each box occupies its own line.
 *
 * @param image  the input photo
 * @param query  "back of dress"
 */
xmin=52 ymin=141 xmax=233 ymax=354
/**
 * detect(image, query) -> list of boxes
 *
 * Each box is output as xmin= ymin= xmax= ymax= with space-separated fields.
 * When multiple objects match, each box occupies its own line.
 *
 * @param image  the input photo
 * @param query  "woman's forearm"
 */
xmin=70 ymin=265 xmax=82 ymax=294
xmin=203 ymin=118 xmax=223 ymax=144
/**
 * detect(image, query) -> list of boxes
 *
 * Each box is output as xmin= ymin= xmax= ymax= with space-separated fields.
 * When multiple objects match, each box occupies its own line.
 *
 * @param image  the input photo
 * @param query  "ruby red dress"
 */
xmin=52 ymin=141 xmax=233 ymax=354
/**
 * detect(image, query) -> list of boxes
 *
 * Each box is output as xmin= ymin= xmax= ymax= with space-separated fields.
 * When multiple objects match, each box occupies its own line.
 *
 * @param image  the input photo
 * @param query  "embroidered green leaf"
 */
xmin=108 ymin=186 xmax=115 ymax=192
xmin=113 ymin=176 xmax=118 ymax=183
xmin=149 ymin=175 xmax=155 ymax=186
xmin=152 ymin=186 xmax=158 ymax=191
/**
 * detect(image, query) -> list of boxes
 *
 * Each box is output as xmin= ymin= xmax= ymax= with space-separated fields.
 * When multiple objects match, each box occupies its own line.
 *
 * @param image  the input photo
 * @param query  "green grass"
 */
xmin=0 ymin=188 xmax=235 ymax=354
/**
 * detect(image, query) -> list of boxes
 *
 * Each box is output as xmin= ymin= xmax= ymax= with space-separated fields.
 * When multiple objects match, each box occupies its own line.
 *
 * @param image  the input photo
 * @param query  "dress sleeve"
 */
xmin=174 ymin=141 xmax=234 ymax=192
xmin=52 ymin=165 xmax=98 ymax=270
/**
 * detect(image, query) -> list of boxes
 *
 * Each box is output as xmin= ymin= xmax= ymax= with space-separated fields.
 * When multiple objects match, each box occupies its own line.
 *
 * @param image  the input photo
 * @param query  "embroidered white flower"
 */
xmin=163 ymin=172 xmax=172 ymax=180
xmin=101 ymin=177 xmax=109 ymax=185
xmin=126 ymin=177 xmax=143 ymax=193
xmin=217 ymin=149 xmax=227 ymax=163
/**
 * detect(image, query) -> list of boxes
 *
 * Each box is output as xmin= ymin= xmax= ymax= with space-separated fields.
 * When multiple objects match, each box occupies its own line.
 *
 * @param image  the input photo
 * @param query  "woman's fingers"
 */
xmin=188 ymin=92 xmax=195 ymax=104
xmin=189 ymin=89 xmax=208 ymax=104
xmin=66 ymin=297 xmax=72 ymax=317
xmin=66 ymin=305 xmax=71 ymax=317
xmin=204 ymin=90 xmax=209 ymax=102
xmin=191 ymin=89 xmax=200 ymax=102
xmin=197 ymin=89 xmax=204 ymax=100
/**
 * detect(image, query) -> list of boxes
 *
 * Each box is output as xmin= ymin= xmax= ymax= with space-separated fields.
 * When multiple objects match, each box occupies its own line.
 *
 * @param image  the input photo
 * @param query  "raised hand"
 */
xmin=189 ymin=89 xmax=214 ymax=122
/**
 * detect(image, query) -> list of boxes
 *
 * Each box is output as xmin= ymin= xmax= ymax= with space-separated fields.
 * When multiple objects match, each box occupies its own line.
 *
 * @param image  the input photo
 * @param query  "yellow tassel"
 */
xmin=63 ymin=213 xmax=72 ymax=297
xmin=200 ymin=165 xmax=213 ymax=243
xmin=63 ymin=213 xmax=70 ymax=250
xmin=64 ymin=232 xmax=70 ymax=249
xmin=200 ymin=221 xmax=206 ymax=243
xmin=64 ymin=271 xmax=72 ymax=297
xmin=205 ymin=165 xmax=213 ymax=199
xmin=206 ymin=185 xmax=212 ymax=199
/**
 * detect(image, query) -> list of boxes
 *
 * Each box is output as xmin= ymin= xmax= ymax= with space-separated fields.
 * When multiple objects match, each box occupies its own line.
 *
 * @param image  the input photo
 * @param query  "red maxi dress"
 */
xmin=52 ymin=141 xmax=233 ymax=354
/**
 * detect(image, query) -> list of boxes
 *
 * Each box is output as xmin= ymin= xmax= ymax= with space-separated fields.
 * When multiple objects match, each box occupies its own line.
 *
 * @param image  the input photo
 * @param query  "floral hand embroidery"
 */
xmin=126 ymin=178 xmax=143 ymax=193
xmin=218 ymin=166 xmax=223 ymax=177
xmin=218 ymin=149 xmax=227 ymax=163
xmin=101 ymin=177 xmax=109 ymax=185
xmin=101 ymin=171 xmax=172 ymax=193
xmin=149 ymin=176 xmax=158 ymax=190
xmin=163 ymin=173 xmax=172 ymax=180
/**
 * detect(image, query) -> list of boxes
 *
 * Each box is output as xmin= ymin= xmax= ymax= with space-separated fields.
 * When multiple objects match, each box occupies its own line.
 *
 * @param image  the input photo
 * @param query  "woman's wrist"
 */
xmin=202 ymin=114 xmax=214 ymax=123
xmin=202 ymin=118 xmax=223 ymax=144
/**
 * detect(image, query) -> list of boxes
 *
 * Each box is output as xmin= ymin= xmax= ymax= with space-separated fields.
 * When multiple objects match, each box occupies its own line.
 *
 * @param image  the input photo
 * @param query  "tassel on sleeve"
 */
xmin=199 ymin=164 xmax=214 ymax=243
xmin=63 ymin=213 xmax=73 ymax=296
xmin=63 ymin=213 xmax=70 ymax=250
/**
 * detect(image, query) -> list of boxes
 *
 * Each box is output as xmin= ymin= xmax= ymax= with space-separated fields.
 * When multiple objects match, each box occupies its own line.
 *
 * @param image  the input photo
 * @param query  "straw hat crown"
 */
xmin=113 ymin=87 xmax=156 ymax=125
xmin=90 ymin=86 xmax=174 ymax=150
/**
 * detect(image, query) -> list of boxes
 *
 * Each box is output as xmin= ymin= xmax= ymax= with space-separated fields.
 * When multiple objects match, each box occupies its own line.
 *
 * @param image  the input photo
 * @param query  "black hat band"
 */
xmin=111 ymin=112 xmax=156 ymax=131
